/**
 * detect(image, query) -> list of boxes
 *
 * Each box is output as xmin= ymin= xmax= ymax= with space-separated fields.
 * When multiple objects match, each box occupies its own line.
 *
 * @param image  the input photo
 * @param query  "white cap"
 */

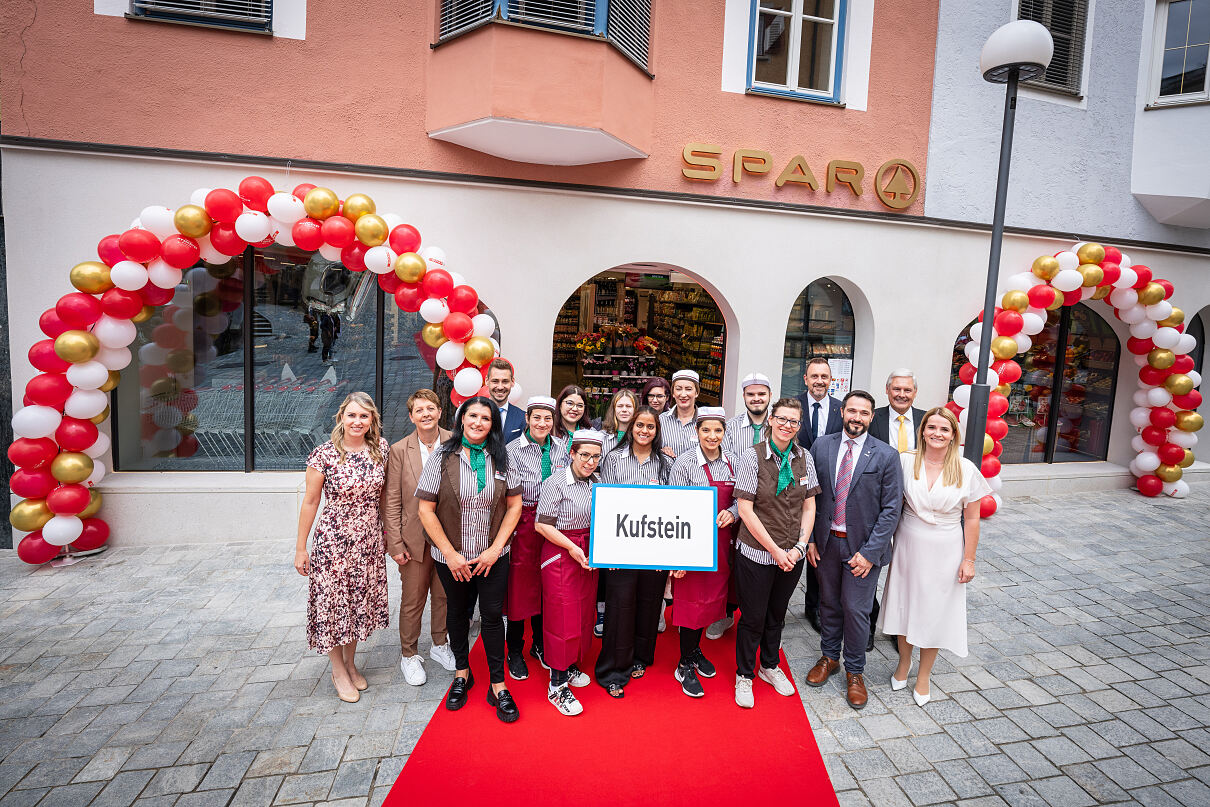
xmin=741 ymin=372 xmax=772 ymax=390
xmin=671 ymin=369 xmax=700 ymax=385
xmin=695 ymin=406 xmax=728 ymax=425
xmin=570 ymin=429 xmax=605 ymax=447
xmin=525 ymin=395 xmax=557 ymax=412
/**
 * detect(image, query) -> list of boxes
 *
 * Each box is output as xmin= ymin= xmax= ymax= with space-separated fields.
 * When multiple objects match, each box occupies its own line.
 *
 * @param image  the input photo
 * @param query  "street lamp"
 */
xmin=964 ymin=20 xmax=1054 ymax=466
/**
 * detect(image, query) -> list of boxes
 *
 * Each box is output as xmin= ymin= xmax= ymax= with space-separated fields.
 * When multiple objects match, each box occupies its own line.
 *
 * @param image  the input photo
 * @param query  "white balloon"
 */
xmin=1129 ymin=407 xmax=1153 ymax=429
xmin=964 ymin=341 xmax=980 ymax=364
xmin=147 ymin=259 xmax=183 ymax=290
xmin=234 ymin=211 xmax=271 ymax=243
xmin=140 ymin=206 xmax=177 ymax=239
xmin=1012 ymin=332 xmax=1031 ymax=353
xmin=1119 ymin=305 xmax=1148 ymax=325
xmin=985 ymin=369 xmax=1000 ymax=388
xmin=436 ymin=340 xmax=465 ymax=370
xmin=1128 ymin=458 xmax=1145 ymax=477
xmin=489 ymin=338 xmax=501 ymax=356
xmin=987 ymin=474 xmax=1002 ymax=492
xmin=152 ymin=404 xmax=183 ymax=428
xmin=1056 ymin=251 xmax=1079 ymax=272
xmin=420 ymin=298 xmax=449 ymax=324
xmin=1147 ymin=387 xmax=1173 ymax=407
xmin=1109 ymin=287 xmax=1137 ymax=309
xmin=381 ymin=213 xmax=404 ymax=230
xmin=95 ymin=345 xmax=132 ymax=371
xmin=953 ymin=385 xmax=972 ymax=409
xmin=318 ymin=243 xmax=343 ymax=261
xmin=1176 ymin=333 xmax=1197 ymax=355
xmin=1145 ymin=301 xmax=1173 ymax=321
xmin=266 ymin=192 xmax=306 ymax=223
xmin=42 ymin=515 xmax=83 ymax=547
xmin=190 ymin=188 xmax=212 ymax=206
xmin=1129 ymin=320 xmax=1158 ymax=339
xmin=200 ymin=313 xmax=231 ymax=335
xmin=508 ymin=382 xmax=524 ymax=406
xmin=130 ymin=218 xmax=143 ymax=230
xmin=1002 ymin=272 xmax=1037 ymax=292
xmin=138 ymin=343 xmax=170 ymax=366
xmin=151 ymin=429 xmax=182 ymax=453
xmin=1132 ymin=390 xmax=1150 ymax=407
xmin=188 ymin=266 xmax=219 ymax=293
xmin=1051 ymin=269 xmax=1083 ymax=292
xmin=969 ymin=322 xmax=983 ymax=343
xmin=110 ymin=260 xmax=149 ymax=291
xmin=262 ymin=217 xmax=282 ymax=244
xmin=92 ymin=316 xmax=138 ymax=349
xmin=85 ymin=460 xmax=106 ymax=487
xmin=419 ymin=246 xmax=447 ymax=271
xmin=1136 ymin=451 xmax=1161 ymax=472
xmin=171 ymin=308 xmax=193 ymax=331
xmin=1130 ymin=435 xmax=1148 ymax=453
xmin=171 ymin=287 xmax=193 ymax=308
xmin=471 ymin=314 xmax=496 ymax=337
xmin=453 ymin=367 xmax=483 ymax=397
xmin=66 ymin=361 xmax=109 ymax=390
xmin=1113 ymin=267 xmax=1138 ymax=288
xmin=1020 ymin=312 xmax=1045 ymax=336
xmin=364 ymin=246 xmax=397 ymax=274
xmin=1169 ymin=480 xmax=1190 ymax=499
xmin=271 ymin=218 xmax=296 ymax=247
xmin=1151 ymin=327 xmax=1180 ymax=350
xmin=85 ymin=431 xmax=111 ymax=459
xmin=12 ymin=405 xmax=62 ymax=439
xmin=196 ymin=234 xmax=230 ymax=265
xmin=1169 ymin=430 xmax=1198 ymax=448
xmin=1133 ymin=354 xmax=1148 ymax=367
xmin=1071 ymin=241 xmax=1087 ymax=251
xmin=1189 ymin=370 xmax=1201 ymax=388
xmin=65 ymin=389 xmax=109 ymax=420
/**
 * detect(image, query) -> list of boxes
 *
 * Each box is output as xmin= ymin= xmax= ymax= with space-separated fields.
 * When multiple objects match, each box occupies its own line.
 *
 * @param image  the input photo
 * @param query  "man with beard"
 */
xmin=486 ymin=358 xmax=526 ymax=444
xmin=803 ymin=391 xmax=902 ymax=710
xmin=725 ymin=373 xmax=773 ymax=455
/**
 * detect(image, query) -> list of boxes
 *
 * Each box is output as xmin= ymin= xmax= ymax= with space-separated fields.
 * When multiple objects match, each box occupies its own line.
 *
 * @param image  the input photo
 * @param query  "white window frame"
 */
xmin=747 ymin=0 xmax=847 ymax=104
xmin=1148 ymin=0 xmax=1210 ymax=107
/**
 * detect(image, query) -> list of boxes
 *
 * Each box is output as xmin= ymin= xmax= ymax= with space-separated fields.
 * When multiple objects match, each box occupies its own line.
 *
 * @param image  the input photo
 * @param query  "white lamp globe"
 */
xmin=980 ymin=20 xmax=1054 ymax=82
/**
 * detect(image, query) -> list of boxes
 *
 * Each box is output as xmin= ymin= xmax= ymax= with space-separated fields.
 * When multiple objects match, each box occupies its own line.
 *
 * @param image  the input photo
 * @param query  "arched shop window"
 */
xmin=551 ymin=269 xmax=726 ymax=419
xmin=950 ymin=303 xmax=1120 ymax=464
xmin=781 ymin=280 xmax=855 ymax=399
xmin=1188 ymin=310 xmax=1206 ymax=379
xmin=113 ymin=245 xmax=500 ymax=472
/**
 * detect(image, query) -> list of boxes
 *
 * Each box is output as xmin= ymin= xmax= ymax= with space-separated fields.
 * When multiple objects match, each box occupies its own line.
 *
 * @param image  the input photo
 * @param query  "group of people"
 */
xmin=294 ymin=356 xmax=991 ymax=723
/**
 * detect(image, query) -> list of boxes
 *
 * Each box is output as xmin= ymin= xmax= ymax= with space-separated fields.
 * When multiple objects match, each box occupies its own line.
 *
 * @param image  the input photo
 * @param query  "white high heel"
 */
xmin=912 ymin=687 xmax=931 ymax=707
xmin=890 ymin=674 xmax=908 ymax=691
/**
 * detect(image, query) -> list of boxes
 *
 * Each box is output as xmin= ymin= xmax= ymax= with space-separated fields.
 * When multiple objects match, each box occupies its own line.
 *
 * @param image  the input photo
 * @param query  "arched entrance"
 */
xmin=780 ymin=279 xmax=856 ymax=399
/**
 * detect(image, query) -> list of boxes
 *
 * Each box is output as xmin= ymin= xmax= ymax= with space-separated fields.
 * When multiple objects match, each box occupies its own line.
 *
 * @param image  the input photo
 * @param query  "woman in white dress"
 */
xmin=878 ymin=406 xmax=991 ymax=706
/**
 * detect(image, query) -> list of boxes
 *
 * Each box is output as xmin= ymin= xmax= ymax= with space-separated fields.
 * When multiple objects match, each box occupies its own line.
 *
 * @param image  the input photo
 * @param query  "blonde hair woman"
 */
xmin=600 ymin=388 xmax=638 ymax=453
xmin=877 ymin=406 xmax=991 ymax=706
xmin=295 ymin=392 xmax=391 ymax=703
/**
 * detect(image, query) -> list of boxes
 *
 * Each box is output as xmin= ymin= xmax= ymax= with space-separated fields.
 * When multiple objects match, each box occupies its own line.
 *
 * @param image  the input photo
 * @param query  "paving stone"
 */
xmin=1030 ymin=736 xmax=1092 ymax=767
xmin=274 ymin=772 xmax=334 ymax=804
xmin=896 ymin=771 xmax=956 ymax=806
xmin=934 ymin=760 xmax=993 ymax=800
xmin=298 ymin=739 xmax=347 ymax=775
xmin=143 ymin=766 xmax=211 ymax=797
xmin=16 ymin=757 xmax=89 ymax=789
xmin=968 ymin=755 xmax=1028 ymax=787
xmin=199 ymin=754 xmax=256 ymax=791
xmin=1093 ymin=755 xmax=1161 ymax=790
xmin=1063 ymin=762 xmax=1129 ymax=804
xmin=123 ymin=743 xmax=189 ymax=771
xmin=842 ymin=748 xmax=898 ymax=780
xmin=92 ymin=770 xmax=155 ymax=807
xmin=1163 ymin=779 xmax=1210 ymax=807
xmin=326 ymin=761 xmax=376 ymax=801
xmin=230 ymin=777 xmax=282 ymax=807
xmin=38 ymin=781 xmax=105 ymax=807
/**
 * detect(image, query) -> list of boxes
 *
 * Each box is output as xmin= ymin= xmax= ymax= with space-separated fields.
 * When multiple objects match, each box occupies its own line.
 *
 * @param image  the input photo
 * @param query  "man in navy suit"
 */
xmin=803 ymin=390 xmax=903 ymax=710
xmin=486 ymin=358 xmax=526 ymax=444
xmin=796 ymin=357 xmax=843 ymax=629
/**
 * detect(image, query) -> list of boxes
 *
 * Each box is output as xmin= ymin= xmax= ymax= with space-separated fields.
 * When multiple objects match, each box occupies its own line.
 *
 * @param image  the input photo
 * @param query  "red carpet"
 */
xmin=388 ymin=613 xmax=838 ymax=806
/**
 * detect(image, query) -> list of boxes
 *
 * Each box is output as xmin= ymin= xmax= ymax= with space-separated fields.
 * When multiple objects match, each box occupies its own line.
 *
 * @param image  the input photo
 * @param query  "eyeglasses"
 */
xmin=564 ymin=402 xmax=585 ymax=410
xmin=771 ymin=415 xmax=801 ymax=428
xmin=575 ymin=452 xmax=601 ymax=462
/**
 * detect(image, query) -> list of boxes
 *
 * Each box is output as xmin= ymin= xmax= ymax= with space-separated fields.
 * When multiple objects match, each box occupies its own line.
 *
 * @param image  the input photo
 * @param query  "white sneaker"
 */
xmin=567 ymin=664 xmax=591 ymax=688
xmin=658 ymin=608 xmax=666 ymax=633
xmin=735 ymin=675 xmax=754 ymax=709
xmin=705 ymin=615 xmax=734 ymax=640
xmin=429 ymin=643 xmax=456 ymax=672
xmin=548 ymin=683 xmax=583 ymax=716
xmin=758 ymin=665 xmax=795 ymax=696
xmin=400 ymin=655 xmax=426 ymax=686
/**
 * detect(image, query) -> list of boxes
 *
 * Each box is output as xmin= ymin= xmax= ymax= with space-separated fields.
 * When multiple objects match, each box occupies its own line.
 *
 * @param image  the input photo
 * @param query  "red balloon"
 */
xmin=170 ymin=388 xmax=199 ymax=414
xmin=321 ymin=216 xmax=356 ymax=248
xmin=139 ymin=364 xmax=170 ymax=386
xmin=447 ymin=285 xmax=479 ymax=316
xmin=175 ymin=434 xmax=200 ymax=458
xmin=1103 ymin=246 xmax=1122 ymax=264
xmin=988 ymin=392 xmax=1009 ymax=417
xmin=1141 ymin=426 xmax=1168 ymax=446
xmin=1099 ymin=263 xmax=1120 ymax=286
xmin=205 ymin=189 xmax=245 ymax=223
xmin=25 ymin=373 xmax=72 ymax=408
xmin=97 ymin=234 xmax=124 ymax=267
xmin=47 ymin=484 xmax=91 ymax=515
xmin=8 ymin=437 xmax=59 ymax=469
xmin=986 ymin=417 xmax=1008 ymax=441
xmin=958 ymin=362 xmax=977 ymax=385
xmin=1174 ymin=391 xmax=1203 ymax=410
xmin=945 ymin=401 xmax=963 ymax=417
xmin=56 ymin=417 xmax=100 ymax=452
xmin=1158 ymin=443 xmax=1186 ymax=466
xmin=1139 ymin=366 xmax=1169 ymax=386
xmin=153 ymin=323 xmax=186 ymax=349
xmin=450 ymin=391 xmax=471 ymax=407
xmin=30 ymin=340 xmax=71 ymax=373
xmin=980 ymin=455 xmax=1001 ymax=478
xmin=389 ymin=224 xmax=422 ymax=255
xmin=991 ymin=440 xmax=1003 ymax=458
xmin=1136 ymin=474 xmax=1163 ymax=496
xmin=1062 ymin=289 xmax=1083 ymax=306
xmin=217 ymin=277 xmax=243 ymax=304
xmin=292 ymin=218 xmax=324 ymax=251
xmin=209 ymin=222 xmax=248 ymax=256
xmin=1172 ymin=355 xmax=1195 ymax=374
xmin=161 ymin=235 xmax=201 ymax=269
xmin=141 ymin=282 xmax=175 ymax=306
xmin=73 ymin=518 xmax=111 ymax=551
xmin=118 ymin=228 xmax=161 ymax=263
xmin=477 ymin=384 xmax=492 ymax=399
xmin=1127 ymin=337 xmax=1154 ymax=355
xmin=292 ymin=183 xmax=317 ymax=201
xmin=977 ymin=306 xmax=1003 ymax=323
xmin=17 ymin=532 xmax=60 ymax=565
xmin=238 ymin=176 xmax=274 ymax=212
xmin=1155 ymin=279 xmax=1174 ymax=299
xmin=1026 ymin=285 xmax=1056 ymax=310
xmin=341 ymin=242 xmax=368 ymax=272
xmin=394 ymin=283 xmax=425 ymax=313
xmin=443 ymin=312 xmax=474 ymax=342
xmin=101 ymin=288 xmax=145 ymax=319
xmin=992 ymin=359 xmax=1022 ymax=384
xmin=1132 ymin=265 xmax=1152 ymax=289
xmin=422 ymin=269 xmax=454 ymax=299
xmin=56 ymin=293 xmax=104 ymax=329
xmin=993 ymin=309 xmax=1023 ymax=336
xmin=377 ymin=272 xmax=402 ymax=294
xmin=979 ymin=495 xmax=997 ymax=519
xmin=10 ymin=469 xmax=57 ymax=499
xmin=39 ymin=309 xmax=71 ymax=339
xmin=1150 ymin=408 xmax=1176 ymax=430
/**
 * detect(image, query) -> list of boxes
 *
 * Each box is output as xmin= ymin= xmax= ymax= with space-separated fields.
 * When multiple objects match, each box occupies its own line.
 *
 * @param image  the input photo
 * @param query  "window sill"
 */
xmin=745 ymin=86 xmax=844 ymax=107
xmin=1020 ymin=80 xmax=1083 ymax=101
xmin=1144 ymin=97 xmax=1210 ymax=110
xmin=124 ymin=12 xmax=272 ymax=35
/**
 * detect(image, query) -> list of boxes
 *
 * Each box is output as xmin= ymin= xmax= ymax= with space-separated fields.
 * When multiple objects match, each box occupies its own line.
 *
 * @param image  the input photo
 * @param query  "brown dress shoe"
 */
xmin=846 ymin=672 xmax=868 ymax=709
xmin=804 ymin=656 xmax=840 ymax=687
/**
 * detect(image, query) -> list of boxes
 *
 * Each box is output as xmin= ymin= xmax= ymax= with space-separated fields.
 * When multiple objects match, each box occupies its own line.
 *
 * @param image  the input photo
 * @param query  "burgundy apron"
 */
xmin=671 ymin=461 xmax=734 ymax=630
xmin=540 ymin=527 xmax=598 ymax=671
xmin=505 ymin=505 xmax=543 ymax=620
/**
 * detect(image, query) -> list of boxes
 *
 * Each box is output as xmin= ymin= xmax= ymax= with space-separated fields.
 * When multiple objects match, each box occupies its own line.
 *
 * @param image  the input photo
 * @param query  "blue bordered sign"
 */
xmin=588 ymin=483 xmax=718 ymax=571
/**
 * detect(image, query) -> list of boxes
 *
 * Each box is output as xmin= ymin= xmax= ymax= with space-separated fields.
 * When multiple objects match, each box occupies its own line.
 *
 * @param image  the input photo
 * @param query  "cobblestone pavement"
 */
xmin=0 ymin=483 xmax=1208 ymax=807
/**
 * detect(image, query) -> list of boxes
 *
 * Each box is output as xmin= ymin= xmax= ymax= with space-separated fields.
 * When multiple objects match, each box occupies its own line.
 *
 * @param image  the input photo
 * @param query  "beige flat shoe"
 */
xmin=351 ymin=671 xmax=368 ymax=692
xmin=333 ymin=675 xmax=361 ymax=703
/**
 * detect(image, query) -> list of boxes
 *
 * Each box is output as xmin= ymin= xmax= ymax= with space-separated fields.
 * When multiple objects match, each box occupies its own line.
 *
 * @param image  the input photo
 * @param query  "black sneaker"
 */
xmin=690 ymin=648 xmax=717 ymax=678
xmin=530 ymin=644 xmax=550 ymax=671
xmin=507 ymin=652 xmax=529 ymax=681
xmin=675 ymin=661 xmax=705 ymax=698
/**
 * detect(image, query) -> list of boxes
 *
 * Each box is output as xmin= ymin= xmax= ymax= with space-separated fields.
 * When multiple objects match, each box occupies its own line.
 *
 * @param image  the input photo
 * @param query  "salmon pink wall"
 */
xmin=0 ymin=1 xmax=938 ymax=214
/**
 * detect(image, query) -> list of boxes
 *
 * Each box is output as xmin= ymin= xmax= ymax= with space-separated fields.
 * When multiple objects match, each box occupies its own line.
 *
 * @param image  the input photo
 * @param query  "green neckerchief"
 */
xmin=769 ymin=439 xmax=795 ymax=495
xmin=616 ymin=429 xmax=626 ymax=444
xmin=462 ymin=437 xmax=487 ymax=491
xmin=527 ymin=429 xmax=553 ymax=480
xmin=751 ymin=418 xmax=763 ymax=446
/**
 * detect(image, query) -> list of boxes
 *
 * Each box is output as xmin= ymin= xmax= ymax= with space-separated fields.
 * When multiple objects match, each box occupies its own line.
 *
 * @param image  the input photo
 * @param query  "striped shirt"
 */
xmin=724 ymin=411 xmax=768 ymax=456
xmin=602 ymin=430 xmax=627 ymax=456
xmin=506 ymin=432 xmax=569 ymax=506
xmin=600 ymin=444 xmax=669 ymax=486
xmin=659 ymin=408 xmax=700 ymax=457
xmin=536 ymin=467 xmax=596 ymax=530
xmin=669 ymin=447 xmax=740 ymax=518
xmin=416 ymin=448 xmax=522 ymax=564
xmin=734 ymin=442 xmax=820 ymax=565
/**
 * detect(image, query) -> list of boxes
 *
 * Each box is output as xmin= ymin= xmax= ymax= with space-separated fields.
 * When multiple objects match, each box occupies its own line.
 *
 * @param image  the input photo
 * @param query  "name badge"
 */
xmin=494 ymin=472 xmax=506 ymax=481
xmin=800 ymin=476 xmax=811 ymax=486
xmin=649 ymin=479 xmax=660 ymax=486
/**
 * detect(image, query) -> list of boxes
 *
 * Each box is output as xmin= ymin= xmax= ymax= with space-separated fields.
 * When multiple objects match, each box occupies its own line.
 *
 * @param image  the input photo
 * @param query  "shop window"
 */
xmin=1189 ymin=310 xmax=1206 ymax=377
xmin=129 ymin=0 xmax=273 ymax=33
xmin=780 ymin=280 xmax=855 ymax=399
xmin=749 ymin=0 xmax=846 ymax=103
xmin=950 ymin=303 xmax=1119 ymax=464
xmin=551 ymin=270 xmax=726 ymax=419
xmin=1018 ymin=0 xmax=1089 ymax=96
xmin=1150 ymin=0 xmax=1210 ymax=105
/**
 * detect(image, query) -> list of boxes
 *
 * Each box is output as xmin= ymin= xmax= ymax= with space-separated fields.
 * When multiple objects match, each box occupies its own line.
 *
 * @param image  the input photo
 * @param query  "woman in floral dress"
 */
xmin=295 ymin=391 xmax=391 ymax=703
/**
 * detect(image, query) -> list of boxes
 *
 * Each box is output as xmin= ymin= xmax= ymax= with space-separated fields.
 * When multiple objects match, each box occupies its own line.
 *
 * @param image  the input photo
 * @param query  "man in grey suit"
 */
xmin=803 ymin=390 xmax=903 ymax=709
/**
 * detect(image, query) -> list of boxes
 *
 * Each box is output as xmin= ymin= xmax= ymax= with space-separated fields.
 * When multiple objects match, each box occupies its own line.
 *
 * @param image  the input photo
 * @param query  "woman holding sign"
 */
xmin=668 ymin=407 xmax=740 ymax=699
xmin=595 ymin=406 xmax=673 ymax=697
xmin=535 ymin=429 xmax=605 ymax=716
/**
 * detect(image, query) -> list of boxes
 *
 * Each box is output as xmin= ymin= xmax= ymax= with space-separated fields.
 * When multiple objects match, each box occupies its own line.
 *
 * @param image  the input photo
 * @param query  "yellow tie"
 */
xmin=897 ymin=415 xmax=908 ymax=453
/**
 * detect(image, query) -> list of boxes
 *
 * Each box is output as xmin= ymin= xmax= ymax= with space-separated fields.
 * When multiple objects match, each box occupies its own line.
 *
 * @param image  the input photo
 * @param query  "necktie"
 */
xmin=834 ymin=439 xmax=856 ymax=526
xmin=527 ymin=430 xmax=552 ymax=479
xmin=811 ymin=402 xmax=821 ymax=438
xmin=897 ymin=415 xmax=908 ymax=453
xmin=752 ymin=422 xmax=762 ymax=446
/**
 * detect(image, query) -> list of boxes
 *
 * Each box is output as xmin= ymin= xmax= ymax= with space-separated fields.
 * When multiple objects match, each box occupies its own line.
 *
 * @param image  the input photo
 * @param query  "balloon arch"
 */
xmin=950 ymin=241 xmax=1202 ymax=519
xmin=8 ymin=176 xmax=519 ymax=565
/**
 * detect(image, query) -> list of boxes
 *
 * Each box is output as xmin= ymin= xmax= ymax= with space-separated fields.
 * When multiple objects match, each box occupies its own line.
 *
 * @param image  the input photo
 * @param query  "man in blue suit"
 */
xmin=803 ymin=390 xmax=903 ymax=710
xmin=486 ymin=358 xmax=526 ymax=444
xmin=796 ymin=357 xmax=843 ymax=629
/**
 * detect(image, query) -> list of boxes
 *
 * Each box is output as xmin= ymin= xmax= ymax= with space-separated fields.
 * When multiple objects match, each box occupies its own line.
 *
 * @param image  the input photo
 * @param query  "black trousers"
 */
xmin=594 ymin=568 xmax=665 ymax=689
xmin=506 ymin=615 xmax=543 ymax=655
xmin=735 ymin=552 xmax=804 ymax=678
xmin=435 ymin=557 xmax=510 ymax=684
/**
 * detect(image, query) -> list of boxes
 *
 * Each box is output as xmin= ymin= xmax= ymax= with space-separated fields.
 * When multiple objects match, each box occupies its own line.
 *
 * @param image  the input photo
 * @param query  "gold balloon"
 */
xmin=1175 ymin=410 xmax=1205 ymax=432
xmin=1076 ymin=243 xmax=1105 ymax=265
xmin=983 ymin=434 xmax=994 ymax=455
xmin=54 ymin=330 xmax=100 ymax=363
xmin=1046 ymin=291 xmax=1065 ymax=311
xmin=1031 ymin=256 xmax=1059 ymax=280
xmin=463 ymin=336 xmax=495 ymax=367
xmin=342 ymin=193 xmax=376 ymax=222
xmin=132 ymin=305 xmax=155 ymax=323
xmin=1137 ymin=283 xmax=1165 ymax=306
xmin=1148 ymin=348 xmax=1176 ymax=370
xmin=89 ymin=406 xmax=110 ymax=425
xmin=991 ymin=335 xmax=1019 ymax=360
xmin=1159 ymin=307 xmax=1185 ymax=328
xmin=166 ymin=349 xmax=195 ymax=373
xmin=1092 ymin=285 xmax=1112 ymax=300
xmin=177 ymin=413 xmax=199 ymax=436
xmin=78 ymin=490 xmax=103 ymax=519
xmin=355 ymin=214 xmax=388 ymax=247
xmin=1079 ymin=266 xmax=1103 ymax=287
xmin=174 ymin=204 xmax=213 ymax=238
xmin=70 ymin=261 xmax=114 ymax=294
xmin=421 ymin=322 xmax=448 ymax=348
xmin=206 ymin=260 xmax=239 ymax=279
xmin=1001 ymin=290 xmax=1029 ymax=312
xmin=99 ymin=371 xmax=121 ymax=392
xmin=150 ymin=377 xmax=180 ymax=401
xmin=1155 ymin=463 xmax=1183 ymax=483
xmin=394 ymin=252 xmax=427 ymax=283
xmin=1180 ymin=449 xmax=1195 ymax=468
xmin=9 ymin=498 xmax=53 ymax=532
xmin=1164 ymin=374 xmax=1194 ymax=396
xmin=51 ymin=452 xmax=94 ymax=484
xmin=194 ymin=292 xmax=221 ymax=317
xmin=996 ymin=383 xmax=1012 ymax=396
xmin=303 ymin=187 xmax=340 ymax=220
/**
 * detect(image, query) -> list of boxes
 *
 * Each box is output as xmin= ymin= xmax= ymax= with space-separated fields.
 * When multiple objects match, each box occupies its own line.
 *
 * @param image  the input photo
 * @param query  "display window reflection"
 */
xmin=781 ymin=279 xmax=855 ymax=399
